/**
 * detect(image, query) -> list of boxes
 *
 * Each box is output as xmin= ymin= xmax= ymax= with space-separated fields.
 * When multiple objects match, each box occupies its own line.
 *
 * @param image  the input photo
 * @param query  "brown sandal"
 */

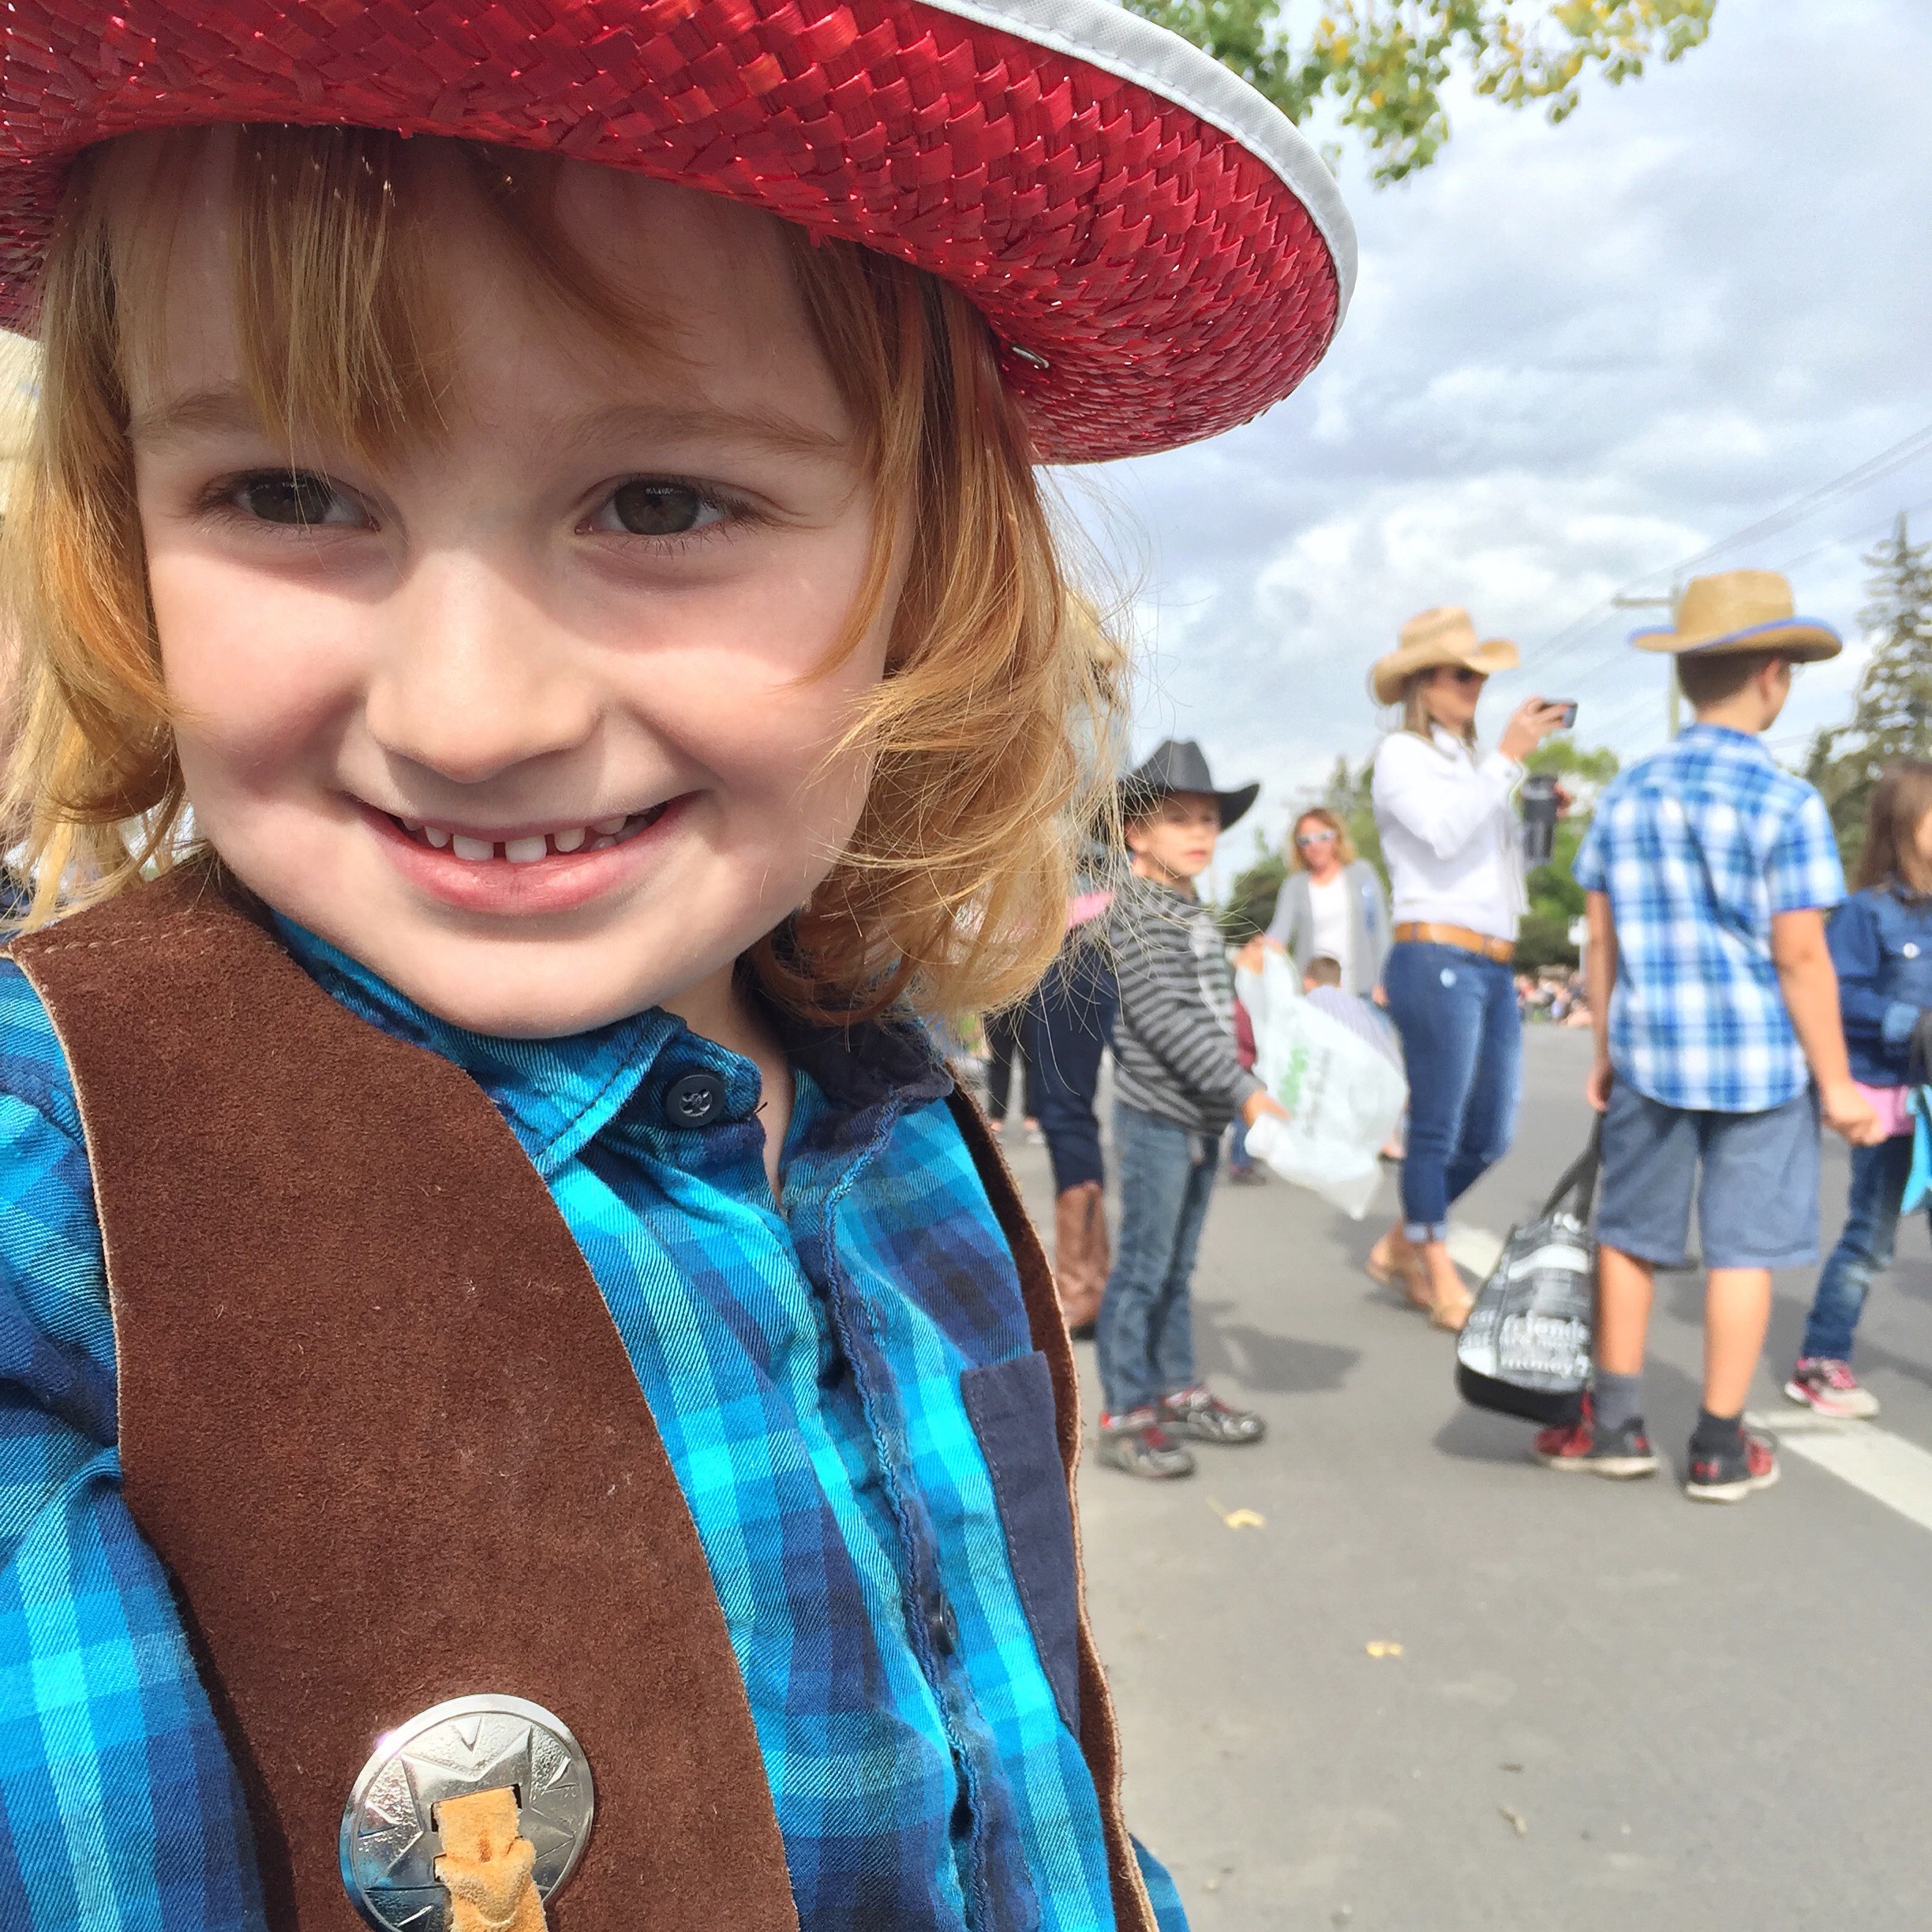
xmin=1367 ymin=1233 xmax=1433 ymax=1312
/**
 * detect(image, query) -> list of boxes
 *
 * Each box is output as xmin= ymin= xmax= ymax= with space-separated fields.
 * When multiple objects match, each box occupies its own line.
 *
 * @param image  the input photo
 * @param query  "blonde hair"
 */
xmin=1398 ymin=670 xmax=1478 ymax=748
xmin=0 ymin=125 xmax=1120 ymax=1023
xmin=1287 ymin=806 xmax=1355 ymax=872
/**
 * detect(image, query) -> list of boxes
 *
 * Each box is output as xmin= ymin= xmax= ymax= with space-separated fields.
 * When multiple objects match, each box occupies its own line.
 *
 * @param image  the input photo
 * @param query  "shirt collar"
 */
xmin=269 ymin=915 xmax=950 ymax=1177
xmin=1676 ymin=722 xmax=1772 ymax=760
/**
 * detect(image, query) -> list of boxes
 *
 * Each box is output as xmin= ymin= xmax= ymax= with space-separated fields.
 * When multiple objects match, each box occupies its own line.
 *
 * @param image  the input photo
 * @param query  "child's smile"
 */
xmin=126 ymin=140 xmax=899 ymax=1041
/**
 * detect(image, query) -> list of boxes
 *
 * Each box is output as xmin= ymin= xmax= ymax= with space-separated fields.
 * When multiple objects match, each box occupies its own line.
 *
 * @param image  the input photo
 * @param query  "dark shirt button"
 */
xmin=663 ymin=1071 xmax=726 ymax=1127
xmin=927 ymin=1593 xmax=959 ymax=1657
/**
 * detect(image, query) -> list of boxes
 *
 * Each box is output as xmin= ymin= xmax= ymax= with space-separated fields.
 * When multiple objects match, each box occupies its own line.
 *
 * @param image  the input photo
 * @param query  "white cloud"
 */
xmin=1070 ymin=0 xmax=1932 ymax=868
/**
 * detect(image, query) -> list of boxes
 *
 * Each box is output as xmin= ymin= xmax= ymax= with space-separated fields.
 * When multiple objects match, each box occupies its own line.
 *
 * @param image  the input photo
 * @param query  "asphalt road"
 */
xmin=1000 ymin=1026 xmax=1932 ymax=1932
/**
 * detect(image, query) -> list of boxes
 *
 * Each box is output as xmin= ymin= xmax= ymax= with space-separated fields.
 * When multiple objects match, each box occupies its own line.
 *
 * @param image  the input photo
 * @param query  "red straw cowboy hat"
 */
xmin=1369 ymin=607 xmax=1519 ymax=706
xmin=0 ymin=0 xmax=1354 ymax=465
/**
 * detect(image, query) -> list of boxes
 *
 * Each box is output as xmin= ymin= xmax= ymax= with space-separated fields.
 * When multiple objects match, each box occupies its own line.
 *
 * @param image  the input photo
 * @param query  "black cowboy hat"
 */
xmin=1118 ymin=739 xmax=1260 ymax=831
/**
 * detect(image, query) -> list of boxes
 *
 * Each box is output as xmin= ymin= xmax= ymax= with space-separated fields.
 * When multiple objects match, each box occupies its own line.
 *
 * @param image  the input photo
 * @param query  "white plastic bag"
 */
xmin=1235 ymin=953 xmax=1406 ymax=1219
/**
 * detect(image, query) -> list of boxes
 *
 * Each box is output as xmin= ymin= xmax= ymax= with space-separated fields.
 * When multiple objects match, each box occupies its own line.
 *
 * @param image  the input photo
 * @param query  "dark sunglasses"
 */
xmin=1443 ymin=666 xmax=1488 ymax=687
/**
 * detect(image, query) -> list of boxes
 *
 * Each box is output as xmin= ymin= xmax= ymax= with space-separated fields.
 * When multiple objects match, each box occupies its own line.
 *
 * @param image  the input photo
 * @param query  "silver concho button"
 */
xmin=339 ymin=1694 xmax=594 ymax=1931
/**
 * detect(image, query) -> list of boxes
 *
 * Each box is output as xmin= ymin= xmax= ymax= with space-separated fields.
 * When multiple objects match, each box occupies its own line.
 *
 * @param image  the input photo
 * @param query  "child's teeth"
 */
xmin=592 ymin=816 xmax=628 ymax=837
xmin=591 ymin=836 xmax=618 ymax=850
xmin=401 ymin=818 xmax=425 ymax=833
xmin=451 ymin=834 xmax=495 ymax=862
xmin=423 ymin=826 xmax=451 ymax=849
xmin=552 ymin=826 xmax=586 ymax=853
xmin=504 ymin=836 xmax=548 ymax=864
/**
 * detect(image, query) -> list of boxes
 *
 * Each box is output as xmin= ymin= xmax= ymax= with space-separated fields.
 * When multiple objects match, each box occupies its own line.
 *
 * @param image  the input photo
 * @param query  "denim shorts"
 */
xmin=1596 ymin=1080 xmax=1821 ymax=1271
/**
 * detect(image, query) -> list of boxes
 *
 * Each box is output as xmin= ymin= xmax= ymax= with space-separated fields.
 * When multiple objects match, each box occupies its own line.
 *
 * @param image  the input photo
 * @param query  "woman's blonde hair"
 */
xmin=0 ymin=125 xmax=1119 ymax=1023
xmin=1398 ymin=669 xmax=1478 ymax=747
xmin=1287 ymin=806 xmax=1355 ymax=872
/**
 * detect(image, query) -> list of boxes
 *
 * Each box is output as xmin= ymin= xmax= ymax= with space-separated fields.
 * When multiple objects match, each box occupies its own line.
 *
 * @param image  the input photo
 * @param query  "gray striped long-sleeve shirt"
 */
xmin=1107 ymin=874 xmax=1263 ymax=1135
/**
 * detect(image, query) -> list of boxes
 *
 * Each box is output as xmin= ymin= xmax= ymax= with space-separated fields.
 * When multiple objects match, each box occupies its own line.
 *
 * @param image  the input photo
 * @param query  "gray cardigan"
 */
xmin=1264 ymin=859 xmax=1391 ymax=998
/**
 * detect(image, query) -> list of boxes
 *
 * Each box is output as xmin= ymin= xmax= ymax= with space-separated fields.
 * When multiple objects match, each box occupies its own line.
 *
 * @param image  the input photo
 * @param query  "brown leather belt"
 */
xmin=1393 ymin=921 xmax=1515 ymax=964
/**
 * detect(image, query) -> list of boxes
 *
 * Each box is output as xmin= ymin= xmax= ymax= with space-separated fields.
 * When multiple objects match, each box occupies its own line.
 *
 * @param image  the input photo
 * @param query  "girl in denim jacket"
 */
xmin=1788 ymin=761 xmax=1932 ymax=1417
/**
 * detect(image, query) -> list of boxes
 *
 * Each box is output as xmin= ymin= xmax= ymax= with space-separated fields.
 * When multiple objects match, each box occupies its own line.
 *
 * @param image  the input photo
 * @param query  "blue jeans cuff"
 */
xmin=1405 ymin=1220 xmax=1448 ymax=1244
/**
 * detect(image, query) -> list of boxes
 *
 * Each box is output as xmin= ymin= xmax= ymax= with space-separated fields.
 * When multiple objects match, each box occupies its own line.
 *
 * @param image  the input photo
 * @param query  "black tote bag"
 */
xmin=1455 ymin=1125 xmax=1599 ymax=1425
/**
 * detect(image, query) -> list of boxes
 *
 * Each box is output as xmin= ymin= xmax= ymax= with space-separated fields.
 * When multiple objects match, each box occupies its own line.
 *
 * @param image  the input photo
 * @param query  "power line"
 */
xmin=1526 ymin=421 xmax=1932 ymax=681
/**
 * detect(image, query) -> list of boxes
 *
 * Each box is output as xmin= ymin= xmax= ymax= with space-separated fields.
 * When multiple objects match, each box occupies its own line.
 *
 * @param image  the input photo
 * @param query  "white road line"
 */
xmin=1745 ymin=1410 xmax=1932 ymax=1534
xmin=1446 ymin=1224 xmax=1507 ymax=1279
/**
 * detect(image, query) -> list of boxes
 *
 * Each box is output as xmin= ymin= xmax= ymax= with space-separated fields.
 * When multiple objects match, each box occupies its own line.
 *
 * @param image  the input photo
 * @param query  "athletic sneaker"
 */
xmin=1685 ymin=1425 xmax=1779 ymax=1503
xmin=1098 ymin=1408 xmax=1196 ymax=1480
xmin=1532 ymin=1396 xmax=1661 ymax=1479
xmin=1159 ymin=1384 xmax=1267 ymax=1445
xmin=1784 ymin=1356 xmax=1880 ymax=1420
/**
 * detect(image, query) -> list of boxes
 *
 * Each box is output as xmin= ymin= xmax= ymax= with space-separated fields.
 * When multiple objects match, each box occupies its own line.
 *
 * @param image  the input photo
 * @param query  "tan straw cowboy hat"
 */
xmin=1630 ymin=570 xmax=1841 ymax=661
xmin=1370 ymin=607 xmax=1519 ymax=706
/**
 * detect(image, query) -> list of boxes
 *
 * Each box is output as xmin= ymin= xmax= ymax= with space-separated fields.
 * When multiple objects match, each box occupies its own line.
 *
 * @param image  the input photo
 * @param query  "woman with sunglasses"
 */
xmin=1265 ymin=807 xmax=1391 ymax=1002
xmin=1365 ymin=608 xmax=1571 ymax=1327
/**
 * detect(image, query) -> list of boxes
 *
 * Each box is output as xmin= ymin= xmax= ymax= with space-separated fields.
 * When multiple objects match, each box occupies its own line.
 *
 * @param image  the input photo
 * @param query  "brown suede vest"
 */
xmin=8 ymin=870 xmax=1151 ymax=1932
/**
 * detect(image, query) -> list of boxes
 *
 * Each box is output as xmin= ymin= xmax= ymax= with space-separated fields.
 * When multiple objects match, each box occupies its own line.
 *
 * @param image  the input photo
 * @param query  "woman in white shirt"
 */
xmin=1264 ymin=807 xmax=1390 ymax=999
xmin=1368 ymin=608 xmax=1569 ymax=1328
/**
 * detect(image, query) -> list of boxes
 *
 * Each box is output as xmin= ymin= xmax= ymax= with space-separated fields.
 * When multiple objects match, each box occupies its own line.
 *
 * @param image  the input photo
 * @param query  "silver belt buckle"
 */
xmin=339 ymin=1694 xmax=595 ymax=1930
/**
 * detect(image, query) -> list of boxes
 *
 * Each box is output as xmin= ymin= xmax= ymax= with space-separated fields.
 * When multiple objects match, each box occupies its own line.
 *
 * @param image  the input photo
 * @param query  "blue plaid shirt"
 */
xmin=0 ymin=917 xmax=1185 ymax=1932
xmin=1573 ymin=724 xmax=1846 ymax=1112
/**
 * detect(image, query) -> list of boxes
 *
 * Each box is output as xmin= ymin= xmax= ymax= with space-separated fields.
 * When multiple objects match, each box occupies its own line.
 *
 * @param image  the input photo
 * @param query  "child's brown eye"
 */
xmin=237 ymin=473 xmax=360 ymax=527
xmin=604 ymin=481 xmax=721 ymax=537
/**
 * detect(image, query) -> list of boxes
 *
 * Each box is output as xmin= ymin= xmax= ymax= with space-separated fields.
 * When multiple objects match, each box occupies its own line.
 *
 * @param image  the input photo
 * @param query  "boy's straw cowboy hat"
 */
xmin=0 ymin=0 xmax=1355 ymax=466
xmin=1630 ymin=571 xmax=1841 ymax=661
xmin=1370 ymin=608 xmax=1519 ymax=706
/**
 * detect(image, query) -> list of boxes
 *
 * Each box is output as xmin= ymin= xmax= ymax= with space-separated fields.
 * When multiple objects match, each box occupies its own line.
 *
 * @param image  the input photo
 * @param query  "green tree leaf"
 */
xmin=1120 ymin=0 xmax=1718 ymax=184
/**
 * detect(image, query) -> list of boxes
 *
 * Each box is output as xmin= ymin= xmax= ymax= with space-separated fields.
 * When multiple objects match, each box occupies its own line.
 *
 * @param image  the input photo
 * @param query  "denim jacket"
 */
xmin=1828 ymin=883 xmax=1932 ymax=1085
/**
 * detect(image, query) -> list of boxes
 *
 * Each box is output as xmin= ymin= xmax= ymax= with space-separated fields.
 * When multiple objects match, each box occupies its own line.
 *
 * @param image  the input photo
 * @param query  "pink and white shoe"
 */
xmin=1784 ymin=1357 xmax=1880 ymax=1420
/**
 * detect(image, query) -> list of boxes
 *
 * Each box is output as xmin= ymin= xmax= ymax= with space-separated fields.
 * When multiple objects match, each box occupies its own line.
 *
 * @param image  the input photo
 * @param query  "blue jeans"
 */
xmin=1020 ymin=945 xmax=1117 ymax=1194
xmin=1803 ymin=1133 xmax=1927 ymax=1361
xmin=1228 ymin=1116 xmax=1251 ymax=1171
xmin=1383 ymin=942 xmax=1522 ymax=1241
xmin=1097 ymin=1103 xmax=1218 ymax=1414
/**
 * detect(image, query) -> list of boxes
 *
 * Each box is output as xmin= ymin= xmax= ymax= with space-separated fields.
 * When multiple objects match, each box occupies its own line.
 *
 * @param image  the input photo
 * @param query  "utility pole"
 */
xmin=1612 ymin=586 xmax=1684 ymax=739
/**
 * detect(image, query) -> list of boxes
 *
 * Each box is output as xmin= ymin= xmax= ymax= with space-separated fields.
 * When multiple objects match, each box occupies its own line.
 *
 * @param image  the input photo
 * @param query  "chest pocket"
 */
xmin=960 ymin=1350 xmax=1081 ymax=1733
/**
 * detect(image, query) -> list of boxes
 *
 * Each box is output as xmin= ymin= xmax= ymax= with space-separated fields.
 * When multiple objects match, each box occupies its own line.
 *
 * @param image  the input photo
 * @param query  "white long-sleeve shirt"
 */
xmin=1371 ymin=725 xmax=1527 ymax=941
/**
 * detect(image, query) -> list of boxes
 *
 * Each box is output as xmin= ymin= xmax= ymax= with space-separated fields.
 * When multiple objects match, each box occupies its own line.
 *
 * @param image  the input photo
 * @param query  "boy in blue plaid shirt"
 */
xmin=1537 ymin=572 xmax=1885 ymax=1502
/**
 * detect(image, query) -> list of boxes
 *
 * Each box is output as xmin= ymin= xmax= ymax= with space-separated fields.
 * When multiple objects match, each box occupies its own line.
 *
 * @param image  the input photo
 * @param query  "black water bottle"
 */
xmin=1520 ymin=773 xmax=1559 ymax=867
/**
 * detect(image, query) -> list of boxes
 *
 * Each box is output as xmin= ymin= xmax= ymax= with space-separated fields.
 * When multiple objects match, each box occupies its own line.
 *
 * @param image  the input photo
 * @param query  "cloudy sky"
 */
xmin=1071 ymin=0 xmax=1932 ymax=882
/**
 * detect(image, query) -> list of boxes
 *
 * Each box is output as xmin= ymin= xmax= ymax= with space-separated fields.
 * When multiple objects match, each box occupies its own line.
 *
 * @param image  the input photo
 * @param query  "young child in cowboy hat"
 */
xmin=1541 ymin=570 xmax=1885 ymax=1502
xmin=0 ymin=2 xmax=1354 ymax=1926
xmin=1097 ymin=739 xmax=1287 ymax=1479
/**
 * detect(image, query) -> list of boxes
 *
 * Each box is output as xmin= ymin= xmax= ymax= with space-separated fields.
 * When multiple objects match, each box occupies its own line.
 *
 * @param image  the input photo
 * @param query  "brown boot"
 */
xmin=1053 ymin=1181 xmax=1107 ymax=1334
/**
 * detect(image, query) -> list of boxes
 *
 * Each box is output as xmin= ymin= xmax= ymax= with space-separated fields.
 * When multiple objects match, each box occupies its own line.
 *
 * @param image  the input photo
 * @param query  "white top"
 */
xmin=1306 ymin=874 xmax=1354 ymax=985
xmin=1371 ymin=726 xmax=1526 ymax=942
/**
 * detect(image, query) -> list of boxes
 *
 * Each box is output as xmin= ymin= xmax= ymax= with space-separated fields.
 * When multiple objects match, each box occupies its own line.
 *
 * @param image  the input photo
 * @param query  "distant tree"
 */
xmin=1804 ymin=515 xmax=1932 ymax=876
xmin=1119 ymin=0 xmax=1717 ymax=185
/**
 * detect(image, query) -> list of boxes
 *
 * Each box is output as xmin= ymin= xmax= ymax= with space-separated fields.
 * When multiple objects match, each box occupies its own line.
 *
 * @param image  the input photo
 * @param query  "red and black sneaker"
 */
xmin=1533 ymin=1395 xmax=1661 ymax=1479
xmin=1098 ymin=1408 xmax=1196 ymax=1480
xmin=1685 ymin=1425 xmax=1779 ymax=1503
xmin=1159 ymin=1384 xmax=1267 ymax=1445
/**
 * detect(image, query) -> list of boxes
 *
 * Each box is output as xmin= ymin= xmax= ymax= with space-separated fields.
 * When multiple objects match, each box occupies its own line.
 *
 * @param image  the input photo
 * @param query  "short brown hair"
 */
xmin=1288 ymin=807 xmax=1357 ymax=872
xmin=1676 ymin=649 xmax=1778 ymax=713
xmin=1855 ymin=759 xmax=1932 ymax=895
xmin=1305 ymin=953 xmax=1342 ymax=987
xmin=1 ymin=125 xmax=1121 ymax=1024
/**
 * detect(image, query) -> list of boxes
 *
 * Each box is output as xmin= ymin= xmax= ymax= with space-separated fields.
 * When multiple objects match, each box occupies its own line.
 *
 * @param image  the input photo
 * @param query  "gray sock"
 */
xmin=1593 ymin=1369 xmax=1644 ymax=1435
